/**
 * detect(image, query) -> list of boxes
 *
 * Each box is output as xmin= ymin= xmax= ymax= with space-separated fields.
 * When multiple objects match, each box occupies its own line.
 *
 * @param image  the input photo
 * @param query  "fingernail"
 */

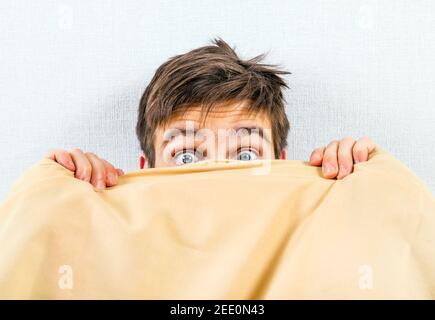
xmin=339 ymin=165 xmax=348 ymax=176
xmin=312 ymin=153 xmax=321 ymax=160
xmin=323 ymin=163 xmax=335 ymax=175
xmin=96 ymin=180 xmax=105 ymax=190
xmin=107 ymin=173 xmax=117 ymax=184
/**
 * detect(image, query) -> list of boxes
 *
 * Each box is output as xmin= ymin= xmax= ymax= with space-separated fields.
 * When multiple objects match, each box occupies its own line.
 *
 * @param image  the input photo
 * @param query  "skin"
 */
xmin=46 ymin=100 xmax=379 ymax=191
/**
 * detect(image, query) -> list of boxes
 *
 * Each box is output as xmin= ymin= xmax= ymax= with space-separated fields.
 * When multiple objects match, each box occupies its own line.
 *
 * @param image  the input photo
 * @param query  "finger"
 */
xmin=309 ymin=146 xmax=326 ymax=166
xmin=70 ymin=148 xmax=92 ymax=183
xmin=116 ymin=168 xmax=125 ymax=176
xmin=337 ymin=137 xmax=356 ymax=180
xmin=353 ymin=136 xmax=377 ymax=163
xmin=46 ymin=149 xmax=76 ymax=171
xmin=101 ymin=159 xmax=119 ymax=187
xmin=85 ymin=152 xmax=107 ymax=191
xmin=322 ymin=140 xmax=339 ymax=178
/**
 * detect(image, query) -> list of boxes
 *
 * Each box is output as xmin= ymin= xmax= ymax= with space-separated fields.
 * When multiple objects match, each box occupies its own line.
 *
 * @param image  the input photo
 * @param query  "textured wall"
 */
xmin=1 ymin=0 xmax=434 ymax=200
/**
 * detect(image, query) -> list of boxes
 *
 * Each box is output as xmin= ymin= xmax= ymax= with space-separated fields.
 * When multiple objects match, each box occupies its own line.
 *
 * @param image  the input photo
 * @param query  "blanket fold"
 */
xmin=0 ymin=148 xmax=434 ymax=299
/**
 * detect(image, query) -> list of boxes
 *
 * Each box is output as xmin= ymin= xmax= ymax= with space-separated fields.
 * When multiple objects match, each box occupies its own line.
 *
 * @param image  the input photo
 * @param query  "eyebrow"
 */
xmin=232 ymin=126 xmax=272 ymax=145
xmin=160 ymin=125 xmax=271 ymax=148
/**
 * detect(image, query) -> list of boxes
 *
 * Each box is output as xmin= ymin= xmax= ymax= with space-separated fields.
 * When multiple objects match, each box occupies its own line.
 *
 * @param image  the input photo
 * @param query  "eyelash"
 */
xmin=171 ymin=146 xmax=261 ymax=157
xmin=171 ymin=148 xmax=205 ymax=158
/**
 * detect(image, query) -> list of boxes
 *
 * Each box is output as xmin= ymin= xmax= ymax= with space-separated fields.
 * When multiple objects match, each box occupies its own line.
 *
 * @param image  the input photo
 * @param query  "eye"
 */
xmin=237 ymin=148 xmax=259 ymax=161
xmin=174 ymin=149 xmax=201 ymax=166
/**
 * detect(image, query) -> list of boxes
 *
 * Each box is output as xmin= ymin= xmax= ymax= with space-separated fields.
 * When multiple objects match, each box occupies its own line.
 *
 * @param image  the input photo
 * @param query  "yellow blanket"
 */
xmin=0 ymin=149 xmax=434 ymax=299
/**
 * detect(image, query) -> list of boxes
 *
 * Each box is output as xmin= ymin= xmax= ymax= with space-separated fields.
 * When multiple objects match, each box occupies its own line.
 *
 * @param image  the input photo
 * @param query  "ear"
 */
xmin=139 ymin=152 xmax=148 ymax=169
xmin=280 ymin=149 xmax=287 ymax=160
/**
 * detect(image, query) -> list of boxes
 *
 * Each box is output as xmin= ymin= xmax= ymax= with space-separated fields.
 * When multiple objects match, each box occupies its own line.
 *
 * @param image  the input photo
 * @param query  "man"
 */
xmin=46 ymin=38 xmax=378 ymax=191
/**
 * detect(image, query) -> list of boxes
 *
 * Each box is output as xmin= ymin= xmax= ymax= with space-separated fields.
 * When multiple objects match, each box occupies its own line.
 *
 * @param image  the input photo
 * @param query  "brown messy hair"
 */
xmin=136 ymin=38 xmax=290 ymax=167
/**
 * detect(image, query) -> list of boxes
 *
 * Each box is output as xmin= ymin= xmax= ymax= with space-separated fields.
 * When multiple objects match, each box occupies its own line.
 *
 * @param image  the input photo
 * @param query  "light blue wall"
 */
xmin=1 ymin=0 xmax=434 ymax=199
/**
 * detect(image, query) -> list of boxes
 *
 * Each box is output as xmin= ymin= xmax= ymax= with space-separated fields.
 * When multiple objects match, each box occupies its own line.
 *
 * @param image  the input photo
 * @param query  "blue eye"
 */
xmin=237 ymin=149 xmax=258 ymax=161
xmin=174 ymin=150 xmax=201 ymax=166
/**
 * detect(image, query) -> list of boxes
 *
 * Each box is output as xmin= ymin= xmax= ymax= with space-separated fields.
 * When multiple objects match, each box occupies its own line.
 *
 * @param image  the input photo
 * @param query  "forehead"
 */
xmin=162 ymin=100 xmax=271 ymax=130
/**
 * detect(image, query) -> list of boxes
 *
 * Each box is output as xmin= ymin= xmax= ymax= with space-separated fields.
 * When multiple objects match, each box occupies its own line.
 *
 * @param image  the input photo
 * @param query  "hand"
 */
xmin=46 ymin=149 xmax=125 ymax=191
xmin=309 ymin=136 xmax=379 ymax=180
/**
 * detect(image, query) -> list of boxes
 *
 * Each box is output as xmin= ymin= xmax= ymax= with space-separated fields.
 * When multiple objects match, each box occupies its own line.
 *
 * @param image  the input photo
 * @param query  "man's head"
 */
xmin=136 ymin=38 xmax=290 ymax=168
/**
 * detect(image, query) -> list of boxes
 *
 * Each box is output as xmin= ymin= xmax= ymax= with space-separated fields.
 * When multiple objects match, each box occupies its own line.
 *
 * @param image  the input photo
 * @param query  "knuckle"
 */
xmin=338 ymin=149 xmax=349 ymax=158
xmin=342 ymin=136 xmax=354 ymax=142
xmin=326 ymin=140 xmax=338 ymax=148
xmin=353 ymin=147 xmax=365 ymax=157
xmin=353 ymin=143 xmax=365 ymax=151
